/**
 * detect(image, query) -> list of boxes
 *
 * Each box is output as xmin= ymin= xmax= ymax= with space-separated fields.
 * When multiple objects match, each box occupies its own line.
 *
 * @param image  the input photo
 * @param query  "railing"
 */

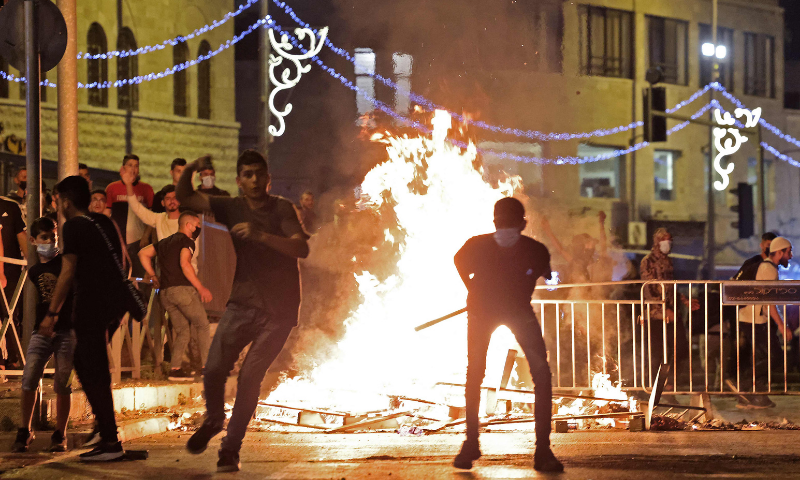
xmin=534 ymin=280 xmax=800 ymax=396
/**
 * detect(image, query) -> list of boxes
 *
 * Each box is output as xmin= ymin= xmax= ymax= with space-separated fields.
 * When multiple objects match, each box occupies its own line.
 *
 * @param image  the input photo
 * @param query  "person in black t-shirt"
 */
xmin=43 ymin=176 xmax=127 ymax=462
xmin=12 ymin=217 xmax=74 ymax=453
xmin=452 ymin=197 xmax=563 ymax=473
xmin=178 ymin=151 xmax=308 ymax=473
xmin=139 ymin=211 xmax=211 ymax=381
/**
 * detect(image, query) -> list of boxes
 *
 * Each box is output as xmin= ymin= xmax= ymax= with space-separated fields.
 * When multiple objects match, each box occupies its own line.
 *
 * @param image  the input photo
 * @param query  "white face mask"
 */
xmin=494 ymin=228 xmax=521 ymax=248
xmin=201 ymin=175 xmax=215 ymax=188
xmin=36 ymin=243 xmax=58 ymax=259
xmin=659 ymin=240 xmax=672 ymax=255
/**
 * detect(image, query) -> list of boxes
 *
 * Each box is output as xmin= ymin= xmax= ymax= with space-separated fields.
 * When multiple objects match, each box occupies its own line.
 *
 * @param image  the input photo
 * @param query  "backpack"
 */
xmin=734 ymin=259 xmax=773 ymax=281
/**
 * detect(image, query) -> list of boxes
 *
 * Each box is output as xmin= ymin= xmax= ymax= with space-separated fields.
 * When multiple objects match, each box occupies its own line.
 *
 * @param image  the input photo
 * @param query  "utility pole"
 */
xmin=706 ymin=0 xmax=718 ymax=279
xmin=258 ymin=0 xmax=271 ymax=157
xmin=56 ymin=0 xmax=78 ymax=180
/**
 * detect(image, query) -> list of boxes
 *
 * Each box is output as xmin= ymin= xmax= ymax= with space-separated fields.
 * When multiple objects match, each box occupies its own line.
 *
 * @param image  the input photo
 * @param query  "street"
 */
xmin=4 ymin=429 xmax=800 ymax=479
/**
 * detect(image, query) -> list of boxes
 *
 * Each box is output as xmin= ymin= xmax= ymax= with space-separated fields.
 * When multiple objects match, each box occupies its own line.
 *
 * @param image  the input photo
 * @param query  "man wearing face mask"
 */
xmin=641 ymin=228 xmax=699 ymax=387
xmin=6 ymin=167 xmax=27 ymax=207
xmin=197 ymin=163 xmax=230 ymax=197
xmin=139 ymin=211 xmax=211 ymax=381
xmin=453 ymin=197 xmax=563 ymax=473
xmin=11 ymin=217 xmax=74 ymax=453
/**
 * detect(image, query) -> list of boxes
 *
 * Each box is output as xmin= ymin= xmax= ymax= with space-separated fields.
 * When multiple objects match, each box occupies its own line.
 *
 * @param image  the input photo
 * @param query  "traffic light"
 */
xmin=730 ymin=182 xmax=754 ymax=239
xmin=643 ymin=87 xmax=667 ymax=143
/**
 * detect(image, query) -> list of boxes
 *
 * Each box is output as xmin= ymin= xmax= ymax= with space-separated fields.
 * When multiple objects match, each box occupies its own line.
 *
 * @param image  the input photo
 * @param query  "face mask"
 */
xmin=494 ymin=228 xmax=521 ymax=248
xmin=201 ymin=176 xmax=215 ymax=188
xmin=659 ymin=240 xmax=672 ymax=255
xmin=191 ymin=226 xmax=202 ymax=241
xmin=36 ymin=243 xmax=57 ymax=259
xmin=19 ymin=181 xmax=26 ymax=191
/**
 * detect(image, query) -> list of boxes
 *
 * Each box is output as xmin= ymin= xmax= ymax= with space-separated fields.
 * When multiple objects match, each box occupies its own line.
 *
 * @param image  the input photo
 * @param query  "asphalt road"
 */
xmin=3 ymin=429 xmax=800 ymax=479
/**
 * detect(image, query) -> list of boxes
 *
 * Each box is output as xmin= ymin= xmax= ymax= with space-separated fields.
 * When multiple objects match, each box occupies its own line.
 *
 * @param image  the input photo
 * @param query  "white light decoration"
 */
xmin=712 ymin=107 xmax=762 ymax=191
xmin=268 ymin=26 xmax=329 ymax=137
xmin=715 ymin=45 xmax=727 ymax=60
xmin=702 ymin=42 xmax=716 ymax=57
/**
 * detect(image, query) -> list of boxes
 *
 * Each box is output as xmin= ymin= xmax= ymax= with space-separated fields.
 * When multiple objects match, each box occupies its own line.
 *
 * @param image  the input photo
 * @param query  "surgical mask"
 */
xmin=191 ymin=226 xmax=202 ymax=241
xmin=36 ymin=243 xmax=57 ymax=259
xmin=494 ymin=228 xmax=521 ymax=248
xmin=201 ymin=176 xmax=215 ymax=188
xmin=19 ymin=181 xmax=26 ymax=191
xmin=659 ymin=240 xmax=672 ymax=255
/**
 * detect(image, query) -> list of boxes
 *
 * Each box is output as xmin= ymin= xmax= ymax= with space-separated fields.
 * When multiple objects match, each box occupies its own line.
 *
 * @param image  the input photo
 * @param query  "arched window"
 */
xmin=197 ymin=41 xmax=211 ymax=119
xmin=173 ymin=41 xmax=188 ymax=116
xmin=117 ymin=27 xmax=138 ymax=111
xmin=0 ymin=55 xmax=8 ymax=99
xmin=87 ymin=22 xmax=108 ymax=107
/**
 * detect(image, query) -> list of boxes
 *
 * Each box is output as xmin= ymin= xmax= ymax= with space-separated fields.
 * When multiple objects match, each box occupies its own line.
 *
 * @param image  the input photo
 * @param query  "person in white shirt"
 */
xmin=735 ymin=236 xmax=794 ymax=409
xmin=121 ymin=169 xmax=179 ymax=241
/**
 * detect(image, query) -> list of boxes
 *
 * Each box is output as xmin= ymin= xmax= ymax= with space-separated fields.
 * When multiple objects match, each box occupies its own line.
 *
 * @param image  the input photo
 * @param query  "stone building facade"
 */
xmin=0 ymin=0 xmax=240 ymax=193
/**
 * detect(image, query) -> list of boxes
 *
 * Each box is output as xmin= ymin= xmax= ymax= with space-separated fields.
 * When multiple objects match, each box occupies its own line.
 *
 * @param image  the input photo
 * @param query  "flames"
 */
xmin=268 ymin=111 xmax=522 ymax=410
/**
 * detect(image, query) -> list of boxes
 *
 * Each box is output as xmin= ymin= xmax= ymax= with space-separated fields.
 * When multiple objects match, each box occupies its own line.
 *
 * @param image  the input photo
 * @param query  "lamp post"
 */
xmin=704 ymin=0 xmax=720 ymax=279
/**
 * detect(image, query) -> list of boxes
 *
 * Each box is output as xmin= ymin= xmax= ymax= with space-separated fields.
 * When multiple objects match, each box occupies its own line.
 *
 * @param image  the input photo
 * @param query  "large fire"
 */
xmin=267 ymin=111 xmax=524 ymax=411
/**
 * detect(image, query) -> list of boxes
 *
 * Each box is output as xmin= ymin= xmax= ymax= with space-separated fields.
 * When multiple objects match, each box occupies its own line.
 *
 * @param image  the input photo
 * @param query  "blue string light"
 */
xmin=0 ymin=15 xmax=273 ymax=89
xmin=78 ymin=0 xmax=259 ymax=60
xmin=270 ymin=0 xmax=712 ymax=142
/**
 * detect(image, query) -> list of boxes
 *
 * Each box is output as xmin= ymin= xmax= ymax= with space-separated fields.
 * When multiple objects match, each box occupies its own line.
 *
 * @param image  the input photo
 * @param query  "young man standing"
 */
xmin=121 ymin=167 xmax=181 ymax=241
xmin=453 ymin=197 xmax=562 ymax=472
xmin=153 ymin=158 xmax=186 ymax=213
xmin=79 ymin=163 xmax=93 ymax=190
xmin=44 ymin=176 xmax=130 ymax=461
xmin=197 ymin=162 xmax=230 ymax=197
xmin=6 ymin=166 xmax=27 ymax=206
xmin=11 ymin=218 xmax=74 ymax=453
xmin=177 ymin=151 xmax=308 ymax=472
xmin=733 ymin=232 xmax=778 ymax=280
xmin=139 ymin=211 xmax=211 ymax=381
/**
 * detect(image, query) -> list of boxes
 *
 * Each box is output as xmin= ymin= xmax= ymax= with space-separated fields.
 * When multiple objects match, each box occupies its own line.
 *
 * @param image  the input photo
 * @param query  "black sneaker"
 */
xmin=79 ymin=440 xmax=124 ymax=462
xmin=534 ymin=447 xmax=564 ymax=472
xmin=83 ymin=426 xmax=101 ymax=448
xmin=217 ymin=449 xmax=241 ymax=473
xmin=169 ymin=368 xmax=194 ymax=382
xmin=750 ymin=395 xmax=776 ymax=409
xmin=11 ymin=428 xmax=34 ymax=453
xmin=186 ymin=421 xmax=224 ymax=454
xmin=453 ymin=440 xmax=481 ymax=469
xmin=49 ymin=430 xmax=68 ymax=452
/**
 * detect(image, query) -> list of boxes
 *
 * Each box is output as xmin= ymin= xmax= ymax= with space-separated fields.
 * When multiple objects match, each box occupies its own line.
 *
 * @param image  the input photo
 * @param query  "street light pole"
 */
xmin=706 ymin=0 xmax=718 ymax=279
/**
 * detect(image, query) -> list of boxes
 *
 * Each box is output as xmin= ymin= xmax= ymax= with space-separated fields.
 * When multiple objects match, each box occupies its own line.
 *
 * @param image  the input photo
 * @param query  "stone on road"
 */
xmin=3 ymin=430 xmax=800 ymax=479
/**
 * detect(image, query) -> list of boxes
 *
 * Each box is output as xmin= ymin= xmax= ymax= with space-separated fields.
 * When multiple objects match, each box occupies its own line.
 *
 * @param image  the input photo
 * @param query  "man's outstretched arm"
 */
xmin=176 ymin=156 xmax=212 ymax=213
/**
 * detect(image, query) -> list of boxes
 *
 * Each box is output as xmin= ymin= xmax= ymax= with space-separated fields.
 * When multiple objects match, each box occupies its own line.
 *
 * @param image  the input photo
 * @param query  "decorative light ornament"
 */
xmin=267 ymin=26 xmax=328 ymax=137
xmin=712 ymin=107 xmax=761 ymax=191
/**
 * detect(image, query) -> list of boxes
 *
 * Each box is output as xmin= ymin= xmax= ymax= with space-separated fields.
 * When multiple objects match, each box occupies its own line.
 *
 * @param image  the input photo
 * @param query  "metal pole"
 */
xmin=757 ymin=126 xmax=766 ymax=234
xmin=258 ymin=0 xmax=271 ymax=156
xmin=23 ymin=0 xmax=41 ymax=361
xmin=56 ymin=0 xmax=78 ymax=180
xmin=706 ymin=0 xmax=719 ymax=279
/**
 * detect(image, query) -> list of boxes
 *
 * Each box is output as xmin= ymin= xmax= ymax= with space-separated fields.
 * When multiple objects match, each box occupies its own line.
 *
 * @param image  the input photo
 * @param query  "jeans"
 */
xmin=74 ymin=319 xmax=118 ymax=443
xmin=466 ymin=309 xmax=552 ymax=448
xmin=160 ymin=286 xmax=210 ymax=370
xmin=21 ymin=331 xmax=76 ymax=394
xmin=203 ymin=303 xmax=294 ymax=453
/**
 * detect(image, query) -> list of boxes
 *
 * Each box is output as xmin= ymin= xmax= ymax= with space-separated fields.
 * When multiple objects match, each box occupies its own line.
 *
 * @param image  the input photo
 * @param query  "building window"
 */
xmin=578 ymin=144 xmax=626 ymax=199
xmin=748 ymin=157 xmax=775 ymax=210
xmin=197 ymin=41 xmax=211 ymax=120
xmin=0 ymin=55 xmax=8 ymax=99
xmin=117 ymin=27 xmax=138 ymax=111
xmin=87 ymin=22 xmax=108 ymax=107
xmin=654 ymin=150 xmax=678 ymax=201
xmin=744 ymin=33 xmax=775 ymax=98
xmin=699 ymin=25 xmax=734 ymax=90
xmin=354 ymin=48 xmax=376 ymax=124
xmin=647 ymin=16 xmax=688 ymax=85
xmin=578 ymin=6 xmax=633 ymax=79
xmin=173 ymin=41 xmax=188 ymax=116
xmin=392 ymin=53 xmax=412 ymax=115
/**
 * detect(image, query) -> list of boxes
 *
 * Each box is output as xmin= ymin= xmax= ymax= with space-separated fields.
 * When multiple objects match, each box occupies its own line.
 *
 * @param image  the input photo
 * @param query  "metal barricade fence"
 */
xmin=535 ymin=280 xmax=800 ymax=396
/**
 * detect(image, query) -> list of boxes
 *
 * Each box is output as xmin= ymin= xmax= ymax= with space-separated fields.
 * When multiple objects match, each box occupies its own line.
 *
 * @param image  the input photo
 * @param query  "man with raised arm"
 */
xmin=177 ymin=151 xmax=309 ymax=473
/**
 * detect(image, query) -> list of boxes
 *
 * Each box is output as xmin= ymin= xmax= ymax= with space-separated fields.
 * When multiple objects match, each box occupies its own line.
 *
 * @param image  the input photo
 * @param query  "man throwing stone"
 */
xmin=177 ymin=151 xmax=309 ymax=472
xmin=453 ymin=197 xmax=562 ymax=472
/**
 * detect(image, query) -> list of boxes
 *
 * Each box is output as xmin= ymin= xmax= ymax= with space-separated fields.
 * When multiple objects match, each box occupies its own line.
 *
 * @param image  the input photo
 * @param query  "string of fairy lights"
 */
xmin=0 ymin=0 xmax=798 ymax=167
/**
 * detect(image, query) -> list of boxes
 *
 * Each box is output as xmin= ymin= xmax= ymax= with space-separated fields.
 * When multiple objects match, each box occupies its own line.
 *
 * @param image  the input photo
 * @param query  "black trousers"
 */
xmin=738 ymin=322 xmax=770 ymax=392
xmin=74 ymin=321 xmax=118 ymax=443
xmin=466 ymin=309 xmax=552 ymax=448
